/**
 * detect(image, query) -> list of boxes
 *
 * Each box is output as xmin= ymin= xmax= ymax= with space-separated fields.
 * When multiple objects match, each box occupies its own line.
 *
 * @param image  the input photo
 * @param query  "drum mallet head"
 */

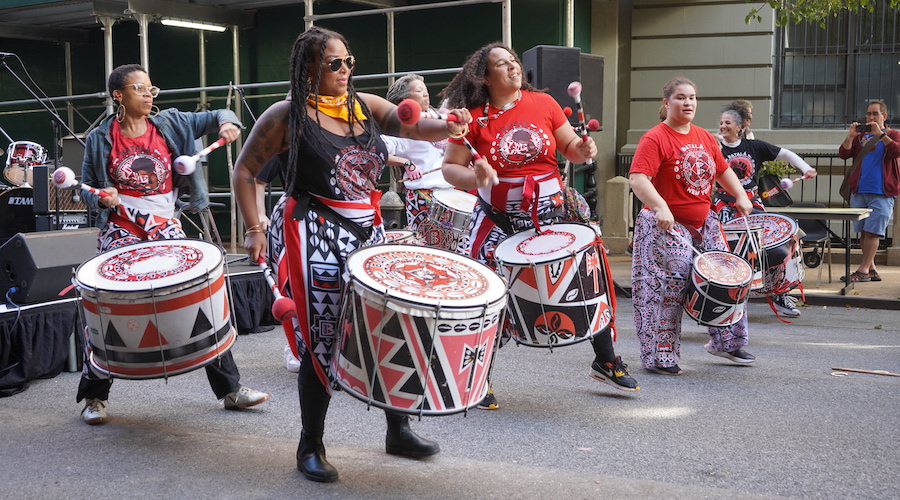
xmin=272 ymin=297 xmax=295 ymax=322
xmin=173 ymin=155 xmax=198 ymax=175
xmin=780 ymin=178 xmax=794 ymax=190
xmin=52 ymin=166 xmax=78 ymax=189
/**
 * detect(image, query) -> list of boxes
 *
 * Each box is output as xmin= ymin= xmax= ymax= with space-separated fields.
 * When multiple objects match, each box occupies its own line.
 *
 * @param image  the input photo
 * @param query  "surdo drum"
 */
xmin=335 ymin=244 xmax=507 ymax=416
xmin=494 ymin=223 xmax=615 ymax=348
xmin=416 ymin=189 xmax=476 ymax=253
xmin=4 ymin=141 xmax=46 ymax=186
xmin=74 ymin=240 xmax=236 ymax=379
xmin=683 ymin=250 xmax=753 ymax=327
xmin=727 ymin=213 xmax=804 ymax=295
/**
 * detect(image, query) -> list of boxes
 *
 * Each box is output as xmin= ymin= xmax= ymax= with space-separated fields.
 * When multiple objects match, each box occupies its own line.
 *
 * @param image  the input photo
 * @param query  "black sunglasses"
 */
xmin=325 ymin=56 xmax=355 ymax=72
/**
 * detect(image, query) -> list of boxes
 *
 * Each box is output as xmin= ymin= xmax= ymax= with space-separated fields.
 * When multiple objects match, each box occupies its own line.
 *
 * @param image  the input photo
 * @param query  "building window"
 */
xmin=775 ymin=1 xmax=900 ymax=128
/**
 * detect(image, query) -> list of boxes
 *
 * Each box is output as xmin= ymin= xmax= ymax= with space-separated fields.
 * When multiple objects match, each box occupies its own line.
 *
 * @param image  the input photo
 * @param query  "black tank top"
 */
xmin=290 ymin=121 xmax=388 ymax=201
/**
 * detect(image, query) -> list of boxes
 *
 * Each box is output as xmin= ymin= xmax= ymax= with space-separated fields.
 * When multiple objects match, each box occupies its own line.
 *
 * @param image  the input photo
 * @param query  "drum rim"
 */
xmin=495 ymin=223 xmax=600 ymax=266
xmin=731 ymin=213 xmax=796 ymax=248
xmin=431 ymin=188 xmax=476 ymax=210
xmin=347 ymin=243 xmax=507 ymax=310
xmin=74 ymin=239 xmax=225 ymax=293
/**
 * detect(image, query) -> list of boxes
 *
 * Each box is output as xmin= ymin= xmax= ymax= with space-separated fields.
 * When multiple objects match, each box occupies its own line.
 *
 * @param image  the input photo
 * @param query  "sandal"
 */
xmin=840 ymin=271 xmax=871 ymax=283
xmin=867 ymin=270 xmax=882 ymax=282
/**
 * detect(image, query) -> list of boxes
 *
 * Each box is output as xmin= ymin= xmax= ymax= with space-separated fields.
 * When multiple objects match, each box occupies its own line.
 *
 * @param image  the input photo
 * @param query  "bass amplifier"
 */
xmin=32 ymin=165 xmax=89 ymax=213
xmin=36 ymin=212 xmax=91 ymax=232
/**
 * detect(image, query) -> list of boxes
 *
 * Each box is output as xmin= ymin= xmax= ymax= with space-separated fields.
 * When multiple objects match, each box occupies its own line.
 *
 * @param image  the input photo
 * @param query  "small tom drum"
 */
xmin=684 ymin=250 xmax=753 ymax=326
xmin=74 ymin=240 xmax=236 ymax=379
xmin=494 ymin=223 xmax=615 ymax=348
xmin=728 ymin=213 xmax=803 ymax=295
xmin=385 ymin=229 xmax=417 ymax=244
xmin=335 ymin=244 xmax=507 ymax=416
xmin=4 ymin=141 xmax=46 ymax=186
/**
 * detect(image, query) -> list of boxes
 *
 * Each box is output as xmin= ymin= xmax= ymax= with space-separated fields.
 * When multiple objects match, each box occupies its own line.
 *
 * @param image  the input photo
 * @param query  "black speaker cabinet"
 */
xmin=0 ymin=228 xmax=97 ymax=304
xmin=522 ymin=45 xmax=603 ymax=129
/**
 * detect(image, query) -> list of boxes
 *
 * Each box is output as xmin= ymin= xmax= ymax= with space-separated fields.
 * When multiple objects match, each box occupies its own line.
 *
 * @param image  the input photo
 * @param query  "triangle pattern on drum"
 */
xmin=103 ymin=322 xmax=127 ymax=347
xmin=138 ymin=321 xmax=169 ymax=348
xmin=192 ymin=308 xmax=214 ymax=338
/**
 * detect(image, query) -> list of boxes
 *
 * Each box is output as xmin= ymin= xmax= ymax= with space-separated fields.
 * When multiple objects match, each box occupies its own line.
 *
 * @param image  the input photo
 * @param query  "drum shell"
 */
xmin=385 ymin=229 xmax=417 ymax=244
xmin=684 ymin=250 xmax=752 ymax=327
xmin=416 ymin=189 xmax=476 ymax=253
xmin=334 ymin=244 xmax=507 ymax=416
xmin=74 ymin=241 xmax=235 ymax=379
xmin=496 ymin=224 xmax=614 ymax=348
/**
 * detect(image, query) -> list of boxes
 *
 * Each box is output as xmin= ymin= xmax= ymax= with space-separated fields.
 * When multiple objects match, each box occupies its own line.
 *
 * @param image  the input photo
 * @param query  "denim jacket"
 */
xmin=80 ymin=107 xmax=241 ymax=228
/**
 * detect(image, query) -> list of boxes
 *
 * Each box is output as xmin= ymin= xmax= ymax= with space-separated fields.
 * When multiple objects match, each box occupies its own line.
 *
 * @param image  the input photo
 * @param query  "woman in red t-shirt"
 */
xmin=629 ymin=77 xmax=754 ymax=375
xmin=441 ymin=42 xmax=638 ymax=408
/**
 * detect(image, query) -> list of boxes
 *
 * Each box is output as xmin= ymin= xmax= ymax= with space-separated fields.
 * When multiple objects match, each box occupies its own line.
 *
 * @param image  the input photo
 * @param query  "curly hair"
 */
xmin=723 ymin=99 xmax=753 ymax=127
xmin=108 ymin=64 xmax=146 ymax=102
xmin=285 ymin=26 xmax=377 ymax=192
xmin=386 ymin=73 xmax=424 ymax=105
xmin=439 ymin=42 xmax=537 ymax=110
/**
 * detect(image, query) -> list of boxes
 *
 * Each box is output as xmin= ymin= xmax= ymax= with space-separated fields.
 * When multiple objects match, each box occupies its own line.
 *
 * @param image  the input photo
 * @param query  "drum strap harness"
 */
xmin=108 ymin=211 xmax=150 ymax=240
xmin=291 ymin=192 xmax=371 ymax=243
xmin=477 ymin=196 xmax=515 ymax=235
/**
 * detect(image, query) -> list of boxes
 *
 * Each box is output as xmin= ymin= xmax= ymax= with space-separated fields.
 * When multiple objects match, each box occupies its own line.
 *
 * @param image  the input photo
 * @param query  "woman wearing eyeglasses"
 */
xmin=232 ymin=27 xmax=470 ymax=483
xmin=76 ymin=63 xmax=270 ymax=425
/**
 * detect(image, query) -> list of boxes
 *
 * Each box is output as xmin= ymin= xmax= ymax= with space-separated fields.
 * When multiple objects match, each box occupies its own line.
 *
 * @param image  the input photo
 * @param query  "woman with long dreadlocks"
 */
xmin=232 ymin=27 xmax=471 ymax=483
xmin=439 ymin=42 xmax=639 ymax=411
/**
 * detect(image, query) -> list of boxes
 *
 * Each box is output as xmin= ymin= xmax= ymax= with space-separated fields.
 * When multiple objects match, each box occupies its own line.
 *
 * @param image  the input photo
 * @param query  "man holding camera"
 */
xmin=839 ymin=100 xmax=900 ymax=282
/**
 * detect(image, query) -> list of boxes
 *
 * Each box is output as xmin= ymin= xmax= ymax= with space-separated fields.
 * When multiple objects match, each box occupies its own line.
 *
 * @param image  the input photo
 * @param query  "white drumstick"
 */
xmin=52 ymin=166 xmax=110 ymax=199
xmin=173 ymin=138 xmax=227 ymax=175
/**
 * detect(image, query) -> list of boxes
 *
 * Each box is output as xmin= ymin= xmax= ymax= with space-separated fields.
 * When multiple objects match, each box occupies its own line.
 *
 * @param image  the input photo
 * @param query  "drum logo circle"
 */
xmin=98 ymin=244 xmax=203 ymax=281
xmin=362 ymin=250 xmax=490 ymax=300
xmin=515 ymin=230 xmax=576 ymax=256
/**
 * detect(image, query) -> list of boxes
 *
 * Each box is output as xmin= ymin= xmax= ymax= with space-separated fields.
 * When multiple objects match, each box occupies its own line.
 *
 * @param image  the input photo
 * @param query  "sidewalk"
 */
xmin=606 ymin=252 xmax=900 ymax=310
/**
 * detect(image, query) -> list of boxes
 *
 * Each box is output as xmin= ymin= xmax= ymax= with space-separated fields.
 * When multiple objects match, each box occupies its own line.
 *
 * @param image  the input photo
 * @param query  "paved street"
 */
xmin=1 ymin=296 xmax=897 ymax=500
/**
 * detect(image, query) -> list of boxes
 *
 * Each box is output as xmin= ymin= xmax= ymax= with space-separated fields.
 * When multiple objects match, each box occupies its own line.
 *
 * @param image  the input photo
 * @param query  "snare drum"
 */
xmin=74 ymin=240 xmax=236 ymax=379
xmin=722 ymin=222 xmax=764 ymax=290
xmin=4 ymin=141 xmax=46 ymax=186
xmin=334 ymin=244 xmax=507 ymax=416
xmin=494 ymin=223 xmax=615 ymax=348
xmin=730 ymin=213 xmax=804 ymax=295
xmin=684 ymin=250 xmax=753 ymax=327
xmin=417 ymin=189 xmax=476 ymax=253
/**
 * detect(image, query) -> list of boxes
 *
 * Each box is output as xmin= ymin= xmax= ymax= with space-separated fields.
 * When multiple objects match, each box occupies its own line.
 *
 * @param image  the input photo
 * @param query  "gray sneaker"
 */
xmin=82 ymin=398 xmax=108 ymax=425
xmin=224 ymin=387 xmax=271 ymax=410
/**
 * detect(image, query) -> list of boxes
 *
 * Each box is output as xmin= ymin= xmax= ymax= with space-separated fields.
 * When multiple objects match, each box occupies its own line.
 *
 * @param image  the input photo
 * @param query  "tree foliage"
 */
xmin=745 ymin=0 xmax=900 ymax=26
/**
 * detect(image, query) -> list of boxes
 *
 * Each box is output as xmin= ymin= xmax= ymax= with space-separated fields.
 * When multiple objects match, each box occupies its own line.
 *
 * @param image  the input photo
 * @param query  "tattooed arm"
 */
xmin=358 ymin=92 xmax=470 ymax=141
xmin=232 ymin=100 xmax=290 ymax=261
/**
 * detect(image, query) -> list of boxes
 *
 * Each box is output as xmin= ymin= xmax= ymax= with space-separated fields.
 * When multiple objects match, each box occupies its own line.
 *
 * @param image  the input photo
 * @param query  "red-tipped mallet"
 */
xmin=256 ymin=256 xmax=296 ymax=322
xmin=566 ymin=81 xmax=596 ymax=166
xmin=53 ymin=166 xmax=112 ymax=199
xmin=173 ymin=138 xmax=227 ymax=176
xmin=396 ymin=99 xmax=460 ymax=125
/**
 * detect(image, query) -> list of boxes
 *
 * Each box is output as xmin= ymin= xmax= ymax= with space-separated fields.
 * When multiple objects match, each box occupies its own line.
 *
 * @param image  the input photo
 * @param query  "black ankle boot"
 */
xmin=385 ymin=412 xmax=440 ymax=458
xmin=296 ymin=431 xmax=339 ymax=482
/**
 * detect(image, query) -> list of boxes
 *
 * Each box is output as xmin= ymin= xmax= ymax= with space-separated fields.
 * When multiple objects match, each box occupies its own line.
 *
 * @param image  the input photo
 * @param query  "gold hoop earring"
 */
xmin=116 ymin=104 xmax=126 ymax=122
xmin=151 ymin=105 xmax=160 ymax=117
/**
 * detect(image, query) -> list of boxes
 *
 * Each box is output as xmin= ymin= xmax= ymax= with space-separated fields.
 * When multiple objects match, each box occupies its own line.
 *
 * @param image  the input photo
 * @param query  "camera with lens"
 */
xmin=856 ymin=123 xmax=869 ymax=133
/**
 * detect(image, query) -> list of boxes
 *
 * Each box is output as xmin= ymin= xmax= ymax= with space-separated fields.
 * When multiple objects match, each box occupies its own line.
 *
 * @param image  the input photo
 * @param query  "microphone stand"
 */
xmin=0 ymin=59 xmax=86 ymax=148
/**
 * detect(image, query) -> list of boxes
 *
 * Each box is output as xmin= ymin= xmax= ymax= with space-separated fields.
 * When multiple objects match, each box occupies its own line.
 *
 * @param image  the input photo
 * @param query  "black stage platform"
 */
xmin=0 ymin=259 xmax=278 ymax=396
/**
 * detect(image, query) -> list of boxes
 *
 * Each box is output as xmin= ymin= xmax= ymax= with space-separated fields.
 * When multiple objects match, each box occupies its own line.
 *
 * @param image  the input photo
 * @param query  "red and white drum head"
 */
xmin=725 ymin=213 xmax=797 ymax=249
xmin=347 ymin=244 xmax=506 ymax=312
xmin=693 ymin=251 xmax=753 ymax=286
xmin=76 ymin=240 xmax=224 ymax=293
xmin=494 ymin=223 xmax=598 ymax=266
